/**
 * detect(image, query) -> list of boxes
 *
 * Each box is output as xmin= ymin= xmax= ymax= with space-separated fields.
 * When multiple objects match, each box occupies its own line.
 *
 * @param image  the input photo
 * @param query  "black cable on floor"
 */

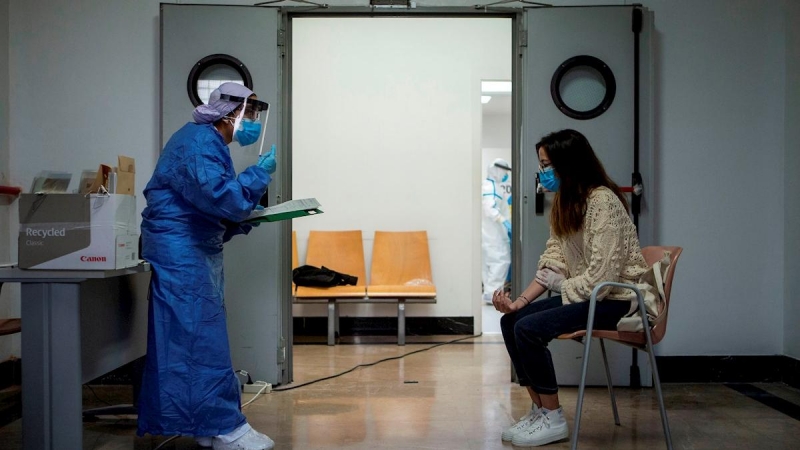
xmin=272 ymin=334 xmax=482 ymax=392
xmin=84 ymin=384 xmax=113 ymax=407
xmin=152 ymin=435 xmax=179 ymax=450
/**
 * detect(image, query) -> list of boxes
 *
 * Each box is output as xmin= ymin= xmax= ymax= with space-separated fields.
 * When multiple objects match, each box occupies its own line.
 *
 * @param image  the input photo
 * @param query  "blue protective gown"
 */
xmin=137 ymin=122 xmax=270 ymax=437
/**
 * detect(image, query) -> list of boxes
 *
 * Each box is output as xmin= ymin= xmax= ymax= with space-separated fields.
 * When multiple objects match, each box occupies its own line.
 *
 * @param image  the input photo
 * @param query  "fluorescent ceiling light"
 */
xmin=482 ymin=81 xmax=512 ymax=94
xmin=481 ymin=96 xmax=492 ymax=104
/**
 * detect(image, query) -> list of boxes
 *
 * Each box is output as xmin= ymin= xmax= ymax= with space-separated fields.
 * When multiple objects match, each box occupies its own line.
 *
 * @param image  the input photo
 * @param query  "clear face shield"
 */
xmin=220 ymin=94 xmax=270 ymax=153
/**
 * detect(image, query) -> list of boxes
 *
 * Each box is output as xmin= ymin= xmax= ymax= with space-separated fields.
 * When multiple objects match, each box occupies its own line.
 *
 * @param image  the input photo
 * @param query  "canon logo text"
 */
xmin=80 ymin=256 xmax=107 ymax=262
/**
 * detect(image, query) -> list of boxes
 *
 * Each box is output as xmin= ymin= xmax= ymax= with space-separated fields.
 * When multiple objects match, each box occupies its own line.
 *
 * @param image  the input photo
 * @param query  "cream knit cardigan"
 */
xmin=538 ymin=186 xmax=651 ymax=304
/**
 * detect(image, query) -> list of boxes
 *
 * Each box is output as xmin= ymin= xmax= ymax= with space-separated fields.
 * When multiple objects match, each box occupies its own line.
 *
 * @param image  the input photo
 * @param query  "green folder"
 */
xmin=242 ymin=198 xmax=323 ymax=224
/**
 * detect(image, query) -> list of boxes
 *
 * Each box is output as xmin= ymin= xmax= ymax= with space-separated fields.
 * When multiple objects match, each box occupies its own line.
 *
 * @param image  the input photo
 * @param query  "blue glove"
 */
xmin=503 ymin=220 xmax=512 ymax=240
xmin=255 ymin=205 xmax=265 ymax=211
xmin=256 ymin=145 xmax=277 ymax=174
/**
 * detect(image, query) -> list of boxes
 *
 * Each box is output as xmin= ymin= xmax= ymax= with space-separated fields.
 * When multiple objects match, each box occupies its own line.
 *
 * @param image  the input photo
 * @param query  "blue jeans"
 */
xmin=500 ymin=296 xmax=631 ymax=395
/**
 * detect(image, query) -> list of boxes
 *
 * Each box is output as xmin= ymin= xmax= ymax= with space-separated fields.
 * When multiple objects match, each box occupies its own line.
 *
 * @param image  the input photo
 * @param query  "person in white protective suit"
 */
xmin=482 ymin=158 xmax=512 ymax=304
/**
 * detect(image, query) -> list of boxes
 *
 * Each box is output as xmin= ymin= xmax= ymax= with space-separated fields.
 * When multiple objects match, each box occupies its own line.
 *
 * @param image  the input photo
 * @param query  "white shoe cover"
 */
xmin=212 ymin=428 xmax=275 ymax=450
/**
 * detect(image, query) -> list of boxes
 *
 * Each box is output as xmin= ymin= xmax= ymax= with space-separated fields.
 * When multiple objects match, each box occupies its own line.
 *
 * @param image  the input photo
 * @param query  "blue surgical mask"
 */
xmin=233 ymin=119 xmax=262 ymax=146
xmin=539 ymin=166 xmax=560 ymax=192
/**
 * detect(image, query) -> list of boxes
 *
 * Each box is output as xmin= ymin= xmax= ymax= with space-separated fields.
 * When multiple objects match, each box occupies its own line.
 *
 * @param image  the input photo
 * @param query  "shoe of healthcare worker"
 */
xmin=511 ymin=407 xmax=569 ymax=447
xmin=213 ymin=425 xmax=275 ymax=450
xmin=196 ymin=436 xmax=213 ymax=447
xmin=501 ymin=405 xmax=542 ymax=441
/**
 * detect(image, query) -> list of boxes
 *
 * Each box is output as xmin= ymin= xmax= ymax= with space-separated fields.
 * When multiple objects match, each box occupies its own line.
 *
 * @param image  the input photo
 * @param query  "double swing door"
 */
xmin=161 ymin=4 xmax=655 ymax=388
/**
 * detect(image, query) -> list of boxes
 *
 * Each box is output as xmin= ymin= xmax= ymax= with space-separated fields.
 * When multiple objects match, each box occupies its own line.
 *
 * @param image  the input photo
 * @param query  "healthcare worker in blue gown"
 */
xmin=138 ymin=83 xmax=277 ymax=450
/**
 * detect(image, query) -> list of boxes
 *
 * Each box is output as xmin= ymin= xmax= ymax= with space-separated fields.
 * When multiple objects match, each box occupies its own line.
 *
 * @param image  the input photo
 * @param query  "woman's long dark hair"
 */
xmin=536 ymin=129 xmax=629 ymax=237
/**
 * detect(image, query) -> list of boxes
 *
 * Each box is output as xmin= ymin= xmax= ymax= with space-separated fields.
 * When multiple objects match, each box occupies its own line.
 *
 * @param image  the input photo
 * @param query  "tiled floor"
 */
xmin=1 ymin=335 xmax=799 ymax=449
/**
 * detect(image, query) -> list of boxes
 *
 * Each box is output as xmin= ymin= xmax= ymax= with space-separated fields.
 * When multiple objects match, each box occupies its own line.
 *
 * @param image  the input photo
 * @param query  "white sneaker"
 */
xmin=212 ymin=428 xmax=275 ymax=450
xmin=501 ymin=406 xmax=542 ymax=441
xmin=511 ymin=407 xmax=569 ymax=447
xmin=196 ymin=436 xmax=213 ymax=447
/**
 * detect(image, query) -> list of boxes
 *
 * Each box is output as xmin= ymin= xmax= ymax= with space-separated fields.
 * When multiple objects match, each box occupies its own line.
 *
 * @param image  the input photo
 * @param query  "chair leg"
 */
xmin=599 ymin=339 xmax=620 ymax=426
xmin=327 ymin=300 xmax=337 ymax=346
xmin=397 ymin=300 xmax=406 ymax=346
xmin=334 ymin=302 xmax=340 ymax=336
xmin=572 ymin=288 xmax=605 ymax=450
xmin=634 ymin=288 xmax=673 ymax=450
xmin=571 ymin=336 xmax=594 ymax=450
xmin=646 ymin=344 xmax=673 ymax=450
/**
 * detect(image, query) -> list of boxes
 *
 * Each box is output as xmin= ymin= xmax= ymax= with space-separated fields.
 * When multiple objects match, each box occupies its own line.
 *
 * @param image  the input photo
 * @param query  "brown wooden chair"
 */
xmin=367 ymin=231 xmax=437 ymax=345
xmin=559 ymin=246 xmax=683 ymax=450
xmin=293 ymin=230 xmax=367 ymax=345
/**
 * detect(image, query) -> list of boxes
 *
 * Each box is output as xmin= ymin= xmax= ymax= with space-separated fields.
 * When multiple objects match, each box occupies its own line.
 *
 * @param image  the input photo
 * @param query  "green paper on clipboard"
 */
xmin=243 ymin=198 xmax=323 ymax=224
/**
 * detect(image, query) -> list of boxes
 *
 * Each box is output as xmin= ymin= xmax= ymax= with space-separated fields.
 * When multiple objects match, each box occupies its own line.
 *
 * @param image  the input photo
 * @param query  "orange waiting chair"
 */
xmin=367 ymin=231 xmax=437 ymax=345
xmin=293 ymin=231 xmax=367 ymax=345
xmin=559 ymin=246 xmax=683 ymax=450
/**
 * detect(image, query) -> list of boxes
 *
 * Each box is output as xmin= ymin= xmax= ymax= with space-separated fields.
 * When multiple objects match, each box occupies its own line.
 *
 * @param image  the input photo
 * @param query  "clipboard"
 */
xmin=243 ymin=198 xmax=323 ymax=224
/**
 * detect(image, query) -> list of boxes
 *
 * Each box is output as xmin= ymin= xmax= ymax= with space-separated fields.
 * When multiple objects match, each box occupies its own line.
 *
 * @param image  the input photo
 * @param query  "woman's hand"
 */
xmin=492 ymin=289 xmax=521 ymax=314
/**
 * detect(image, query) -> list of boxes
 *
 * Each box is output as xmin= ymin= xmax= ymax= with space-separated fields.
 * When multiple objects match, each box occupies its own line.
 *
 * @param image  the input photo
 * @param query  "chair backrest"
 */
xmin=369 ymin=231 xmax=434 ymax=286
xmin=641 ymin=246 xmax=683 ymax=345
xmin=305 ymin=230 xmax=366 ymax=286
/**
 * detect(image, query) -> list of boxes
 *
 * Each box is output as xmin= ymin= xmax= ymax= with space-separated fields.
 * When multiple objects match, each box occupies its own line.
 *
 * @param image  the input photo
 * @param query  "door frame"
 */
xmin=277 ymin=5 xmax=526 ymax=350
xmin=278 ymin=4 xmax=655 ymax=387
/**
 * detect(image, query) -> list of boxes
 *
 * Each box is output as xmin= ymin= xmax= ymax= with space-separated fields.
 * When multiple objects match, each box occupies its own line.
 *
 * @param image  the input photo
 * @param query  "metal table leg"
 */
xmin=22 ymin=282 xmax=83 ymax=450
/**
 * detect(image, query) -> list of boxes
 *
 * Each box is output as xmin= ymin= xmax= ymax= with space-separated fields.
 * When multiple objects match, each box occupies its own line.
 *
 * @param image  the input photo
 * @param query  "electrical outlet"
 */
xmin=242 ymin=382 xmax=271 ymax=394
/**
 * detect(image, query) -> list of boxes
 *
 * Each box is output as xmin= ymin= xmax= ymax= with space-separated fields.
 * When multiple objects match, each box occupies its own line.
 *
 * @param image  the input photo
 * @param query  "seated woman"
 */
xmin=493 ymin=129 xmax=652 ymax=447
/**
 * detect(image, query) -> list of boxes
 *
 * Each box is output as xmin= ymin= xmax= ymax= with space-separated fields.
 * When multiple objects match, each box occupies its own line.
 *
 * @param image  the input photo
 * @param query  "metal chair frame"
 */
xmin=571 ymin=281 xmax=673 ymax=450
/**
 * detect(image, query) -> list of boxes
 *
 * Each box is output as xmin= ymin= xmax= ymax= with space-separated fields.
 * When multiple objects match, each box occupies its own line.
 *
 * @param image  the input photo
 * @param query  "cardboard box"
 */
xmin=116 ymin=155 xmax=135 ymax=195
xmin=18 ymin=193 xmax=139 ymax=270
xmin=86 ymin=164 xmax=112 ymax=195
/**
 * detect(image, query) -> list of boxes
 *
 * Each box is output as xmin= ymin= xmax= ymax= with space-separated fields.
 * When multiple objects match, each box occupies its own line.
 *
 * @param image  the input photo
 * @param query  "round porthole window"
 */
xmin=187 ymin=54 xmax=253 ymax=107
xmin=550 ymin=55 xmax=616 ymax=120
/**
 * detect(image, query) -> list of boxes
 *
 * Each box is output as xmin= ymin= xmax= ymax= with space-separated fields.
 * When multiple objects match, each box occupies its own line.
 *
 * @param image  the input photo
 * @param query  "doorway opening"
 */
xmin=290 ymin=16 xmax=513 ymax=341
